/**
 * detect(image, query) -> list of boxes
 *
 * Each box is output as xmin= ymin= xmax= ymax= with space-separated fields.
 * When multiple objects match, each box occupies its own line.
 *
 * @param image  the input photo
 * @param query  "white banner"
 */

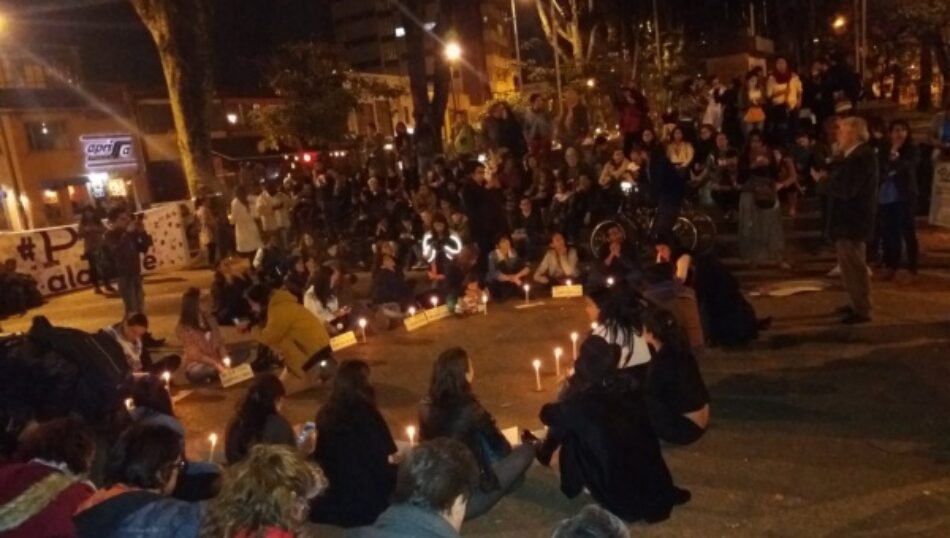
xmin=0 ymin=202 xmax=193 ymax=296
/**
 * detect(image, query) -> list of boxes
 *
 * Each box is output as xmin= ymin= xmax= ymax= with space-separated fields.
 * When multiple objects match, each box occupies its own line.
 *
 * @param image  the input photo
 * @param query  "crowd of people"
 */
xmin=0 ymin=49 xmax=942 ymax=536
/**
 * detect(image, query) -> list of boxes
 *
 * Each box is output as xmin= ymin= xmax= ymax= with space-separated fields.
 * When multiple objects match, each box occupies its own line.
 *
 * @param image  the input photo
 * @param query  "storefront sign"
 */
xmin=0 ymin=203 xmax=192 ymax=296
xmin=81 ymin=134 xmax=137 ymax=171
xmin=930 ymin=159 xmax=950 ymax=228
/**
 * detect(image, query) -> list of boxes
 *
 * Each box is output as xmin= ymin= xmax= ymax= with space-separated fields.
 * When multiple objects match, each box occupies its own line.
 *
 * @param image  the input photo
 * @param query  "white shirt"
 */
xmin=592 ymin=324 xmax=652 ymax=369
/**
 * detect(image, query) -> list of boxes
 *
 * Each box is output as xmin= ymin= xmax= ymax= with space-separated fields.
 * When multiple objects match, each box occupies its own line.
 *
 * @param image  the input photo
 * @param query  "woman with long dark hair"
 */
xmin=224 ymin=375 xmax=297 ymax=464
xmin=303 ymin=265 xmax=351 ymax=334
xmin=640 ymin=308 xmax=710 ymax=445
xmin=878 ymin=120 xmax=921 ymax=280
xmin=310 ymin=360 xmax=397 ymax=527
xmin=586 ymin=287 xmax=651 ymax=376
xmin=176 ymin=287 xmax=229 ymax=384
xmin=419 ymin=347 xmax=535 ymax=520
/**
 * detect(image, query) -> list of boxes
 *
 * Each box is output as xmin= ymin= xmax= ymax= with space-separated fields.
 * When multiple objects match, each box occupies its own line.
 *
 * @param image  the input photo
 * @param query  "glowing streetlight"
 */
xmin=832 ymin=15 xmax=847 ymax=30
xmin=444 ymin=41 xmax=462 ymax=62
xmin=586 ymin=78 xmax=596 ymax=88
xmin=226 ymin=112 xmax=238 ymax=125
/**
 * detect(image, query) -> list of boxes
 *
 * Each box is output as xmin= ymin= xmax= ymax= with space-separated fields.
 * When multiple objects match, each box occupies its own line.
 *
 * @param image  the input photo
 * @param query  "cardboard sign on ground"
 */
xmin=425 ymin=304 xmax=452 ymax=322
xmin=404 ymin=312 xmax=430 ymax=332
xmin=551 ymin=284 xmax=583 ymax=298
xmin=220 ymin=364 xmax=255 ymax=388
xmin=330 ymin=331 xmax=358 ymax=351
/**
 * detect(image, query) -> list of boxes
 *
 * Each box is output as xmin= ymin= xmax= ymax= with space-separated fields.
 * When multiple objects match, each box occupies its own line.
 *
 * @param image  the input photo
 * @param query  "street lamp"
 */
xmin=831 ymin=15 xmax=847 ymax=31
xmin=445 ymin=41 xmax=462 ymax=114
xmin=586 ymin=78 xmax=596 ymax=88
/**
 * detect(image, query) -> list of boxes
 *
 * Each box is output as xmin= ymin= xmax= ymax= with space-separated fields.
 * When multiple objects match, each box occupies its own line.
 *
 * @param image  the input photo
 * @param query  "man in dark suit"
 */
xmin=819 ymin=116 xmax=879 ymax=324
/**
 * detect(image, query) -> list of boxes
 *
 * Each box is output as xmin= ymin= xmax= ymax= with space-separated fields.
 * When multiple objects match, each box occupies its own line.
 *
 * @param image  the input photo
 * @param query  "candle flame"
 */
xmin=532 ymin=359 xmax=541 ymax=369
xmin=208 ymin=433 xmax=218 ymax=443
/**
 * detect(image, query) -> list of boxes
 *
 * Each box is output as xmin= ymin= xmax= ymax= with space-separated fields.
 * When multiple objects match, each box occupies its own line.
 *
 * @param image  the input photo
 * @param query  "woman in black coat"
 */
xmin=419 ymin=347 xmax=535 ymax=520
xmin=538 ymin=336 xmax=690 ymax=523
xmin=310 ymin=360 xmax=397 ymax=527
xmin=878 ymin=120 xmax=921 ymax=279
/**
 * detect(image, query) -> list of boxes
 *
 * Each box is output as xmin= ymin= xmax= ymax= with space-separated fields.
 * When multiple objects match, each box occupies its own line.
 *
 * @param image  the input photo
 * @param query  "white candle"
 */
xmin=532 ymin=359 xmax=542 ymax=391
xmin=406 ymin=425 xmax=416 ymax=447
xmin=481 ymin=292 xmax=488 ymax=315
xmin=430 ymin=296 xmax=438 ymax=308
xmin=208 ymin=433 xmax=217 ymax=462
xmin=566 ymin=279 xmax=573 ymax=287
xmin=124 ymin=398 xmax=134 ymax=412
xmin=358 ymin=317 xmax=368 ymax=343
xmin=570 ymin=332 xmax=579 ymax=360
xmin=606 ymin=276 xmax=615 ymax=287
xmin=590 ymin=321 xmax=599 ymax=331
xmin=554 ymin=347 xmax=563 ymax=378
xmin=222 ymin=357 xmax=232 ymax=369
xmin=408 ymin=306 xmax=417 ymax=316
xmin=161 ymin=371 xmax=171 ymax=388
xmin=523 ymin=283 xmax=531 ymax=303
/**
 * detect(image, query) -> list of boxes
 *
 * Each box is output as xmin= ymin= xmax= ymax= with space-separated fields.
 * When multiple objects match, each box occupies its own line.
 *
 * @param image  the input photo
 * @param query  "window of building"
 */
xmin=394 ymin=26 xmax=406 ymax=37
xmin=25 ymin=121 xmax=69 ymax=152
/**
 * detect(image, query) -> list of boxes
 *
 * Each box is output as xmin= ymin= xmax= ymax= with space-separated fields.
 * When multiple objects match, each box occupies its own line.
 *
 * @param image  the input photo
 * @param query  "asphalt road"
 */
xmin=4 ymin=251 xmax=950 ymax=537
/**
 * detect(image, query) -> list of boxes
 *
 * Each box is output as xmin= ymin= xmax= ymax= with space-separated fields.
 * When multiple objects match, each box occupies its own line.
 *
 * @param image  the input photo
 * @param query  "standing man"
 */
xmin=103 ymin=207 xmax=149 ymax=316
xmin=819 ymin=116 xmax=879 ymax=324
xmin=523 ymin=93 xmax=553 ymax=159
xmin=557 ymin=88 xmax=590 ymax=151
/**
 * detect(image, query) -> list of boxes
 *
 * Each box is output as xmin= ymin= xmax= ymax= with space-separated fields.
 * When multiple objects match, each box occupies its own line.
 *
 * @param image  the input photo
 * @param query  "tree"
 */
xmin=130 ymin=0 xmax=216 ymax=196
xmin=249 ymin=43 xmax=400 ymax=150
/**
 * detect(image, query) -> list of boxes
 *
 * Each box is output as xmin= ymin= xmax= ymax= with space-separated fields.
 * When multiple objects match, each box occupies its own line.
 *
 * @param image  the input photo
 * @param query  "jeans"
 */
xmin=465 ymin=443 xmax=535 ymax=520
xmin=880 ymin=202 xmax=919 ymax=272
xmin=116 ymin=275 xmax=145 ymax=315
xmin=835 ymin=239 xmax=871 ymax=317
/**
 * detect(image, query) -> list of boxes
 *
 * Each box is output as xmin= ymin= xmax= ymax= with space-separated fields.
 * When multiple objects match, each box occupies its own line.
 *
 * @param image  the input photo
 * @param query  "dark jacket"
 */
xmin=74 ymin=491 xmax=200 ymax=538
xmin=311 ymin=399 xmax=398 ymax=528
xmin=103 ymin=228 xmax=147 ymax=277
xmin=823 ymin=142 xmax=879 ymax=241
xmin=370 ymin=268 xmax=412 ymax=306
xmin=346 ymin=504 xmax=460 ymax=538
xmin=539 ymin=381 xmax=683 ymax=522
xmin=419 ymin=396 xmax=510 ymax=491
xmin=880 ymin=141 xmax=921 ymax=203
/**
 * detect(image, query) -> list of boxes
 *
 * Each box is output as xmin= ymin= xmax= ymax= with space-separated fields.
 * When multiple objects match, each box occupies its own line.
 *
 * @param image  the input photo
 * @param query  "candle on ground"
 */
xmin=430 ymin=296 xmax=438 ymax=308
xmin=606 ymin=276 xmax=615 ymax=287
xmin=161 ymin=371 xmax=171 ymax=388
xmin=406 ymin=425 xmax=416 ymax=447
xmin=532 ymin=359 xmax=542 ymax=391
xmin=523 ymin=283 xmax=531 ymax=303
xmin=408 ymin=306 xmax=417 ymax=316
xmin=358 ymin=317 xmax=368 ymax=343
xmin=554 ymin=347 xmax=563 ymax=378
xmin=208 ymin=433 xmax=218 ymax=462
xmin=124 ymin=398 xmax=134 ymax=412
xmin=481 ymin=292 xmax=488 ymax=315
xmin=223 ymin=357 xmax=232 ymax=369
xmin=566 ymin=279 xmax=573 ymax=286
xmin=570 ymin=332 xmax=579 ymax=360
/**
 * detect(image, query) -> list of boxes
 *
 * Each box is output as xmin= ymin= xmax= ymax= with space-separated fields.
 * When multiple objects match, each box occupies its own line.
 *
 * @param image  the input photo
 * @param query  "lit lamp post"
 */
xmin=445 ymin=41 xmax=462 ymax=114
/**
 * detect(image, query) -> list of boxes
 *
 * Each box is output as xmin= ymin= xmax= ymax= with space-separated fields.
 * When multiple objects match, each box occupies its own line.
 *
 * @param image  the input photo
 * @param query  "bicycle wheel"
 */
xmin=671 ymin=216 xmax=698 ymax=252
xmin=688 ymin=211 xmax=718 ymax=255
xmin=589 ymin=219 xmax=625 ymax=256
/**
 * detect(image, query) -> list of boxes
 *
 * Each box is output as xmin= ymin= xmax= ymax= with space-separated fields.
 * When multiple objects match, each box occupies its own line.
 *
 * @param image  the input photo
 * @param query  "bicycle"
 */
xmin=588 ymin=181 xmax=717 ymax=257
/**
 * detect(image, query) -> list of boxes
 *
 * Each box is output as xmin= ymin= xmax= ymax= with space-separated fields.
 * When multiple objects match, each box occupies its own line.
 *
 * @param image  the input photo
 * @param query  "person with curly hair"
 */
xmin=200 ymin=444 xmax=327 ymax=538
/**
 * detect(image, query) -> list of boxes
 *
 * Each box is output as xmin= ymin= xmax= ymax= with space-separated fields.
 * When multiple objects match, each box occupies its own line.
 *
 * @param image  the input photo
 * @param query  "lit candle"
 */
xmin=408 ymin=306 xmax=417 ymax=316
xmin=161 ymin=371 xmax=171 ymax=388
xmin=554 ymin=347 xmax=563 ymax=378
xmin=430 ymin=296 xmax=438 ymax=308
xmin=523 ymin=283 xmax=531 ymax=304
xmin=532 ymin=359 xmax=542 ymax=391
xmin=208 ymin=433 xmax=217 ymax=462
xmin=406 ymin=425 xmax=416 ymax=447
xmin=566 ymin=279 xmax=573 ymax=287
xmin=358 ymin=317 xmax=368 ymax=343
xmin=222 ymin=357 xmax=232 ymax=369
xmin=570 ymin=332 xmax=579 ymax=360
xmin=606 ymin=276 xmax=615 ymax=287
xmin=124 ymin=398 xmax=134 ymax=412
xmin=481 ymin=292 xmax=488 ymax=315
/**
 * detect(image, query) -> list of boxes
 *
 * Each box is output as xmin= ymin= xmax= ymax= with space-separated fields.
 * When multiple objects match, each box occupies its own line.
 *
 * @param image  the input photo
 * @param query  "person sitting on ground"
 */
xmin=347 ymin=438 xmax=479 ymax=538
xmin=536 ymin=336 xmax=690 ymax=523
xmin=199 ymin=445 xmax=327 ymax=538
xmin=303 ymin=265 xmax=352 ymax=335
xmin=533 ymin=232 xmax=581 ymax=287
xmin=310 ymin=360 xmax=398 ymax=528
xmin=486 ymin=234 xmax=530 ymax=302
xmin=370 ymin=253 xmax=414 ymax=310
xmin=128 ymin=375 xmax=221 ymax=501
xmin=103 ymin=313 xmax=181 ymax=376
xmin=175 ymin=287 xmax=229 ymax=384
xmin=418 ymin=347 xmax=536 ymax=520
xmin=252 ymin=234 xmax=285 ymax=288
xmin=641 ymin=263 xmax=705 ymax=355
xmin=511 ymin=198 xmax=545 ymax=260
xmin=654 ymin=235 xmax=693 ymax=285
xmin=640 ymin=309 xmax=710 ymax=445
xmin=210 ymin=257 xmax=253 ymax=326
xmin=454 ymin=275 xmax=486 ymax=316
xmin=0 ymin=417 xmax=96 ymax=538
xmin=595 ymin=223 xmax=639 ymax=287
xmin=245 ymin=284 xmax=334 ymax=395
xmin=550 ymin=504 xmax=630 ymax=538
xmin=442 ymin=245 xmax=480 ymax=312
xmin=692 ymin=255 xmax=770 ymax=347
xmin=224 ymin=374 xmax=315 ymax=464
xmin=74 ymin=424 xmax=201 ymax=538
xmin=423 ymin=214 xmax=463 ymax=297
xmin=282 ymin=254 xmax=310 ymax=302
xmin=586 ymin=287 xmax=652 ymax=379
xmin=0 ymin=259 xmax=43 ymax=318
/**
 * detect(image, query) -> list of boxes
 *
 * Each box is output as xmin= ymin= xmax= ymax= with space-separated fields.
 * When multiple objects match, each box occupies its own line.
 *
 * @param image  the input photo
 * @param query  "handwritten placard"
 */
xmin=552 ymin=284 xmax=583 ymax=298
xmin=329 ymin=331 xmax=358 ymax=351
xmin=404 ymin=312 xmax=430 ymax=332
xmin=220 ymin=364 xmax=255 ymax=388
xmin=425 ymin=305 xmax=452 ymax=322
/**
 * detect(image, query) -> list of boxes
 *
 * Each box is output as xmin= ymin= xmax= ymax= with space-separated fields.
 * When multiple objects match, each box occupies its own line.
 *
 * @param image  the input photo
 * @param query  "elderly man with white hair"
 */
xmin=817 ymin=116 xmax=879 ymax=324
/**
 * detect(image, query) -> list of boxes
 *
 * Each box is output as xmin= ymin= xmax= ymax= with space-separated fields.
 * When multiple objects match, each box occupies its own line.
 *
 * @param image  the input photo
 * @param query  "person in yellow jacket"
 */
xmin=245 ymin=285 xmax=334 ymax=395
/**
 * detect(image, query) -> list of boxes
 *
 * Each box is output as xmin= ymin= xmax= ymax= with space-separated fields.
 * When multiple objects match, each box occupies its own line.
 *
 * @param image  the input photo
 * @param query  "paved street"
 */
xmin=3 ymin=237 xmax=950 ymax=537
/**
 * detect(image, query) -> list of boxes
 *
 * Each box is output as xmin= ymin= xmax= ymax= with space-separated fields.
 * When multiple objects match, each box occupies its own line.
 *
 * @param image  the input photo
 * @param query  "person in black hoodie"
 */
xmin=210 ymin=257 xmax=253 ymax=326
xmin=310 ymin=360 xmax=397 ymax=527
xmin=536 ymin=336 xmax=690 ymax=523
xmin=419 ymin=347 xmax=535 ymax=520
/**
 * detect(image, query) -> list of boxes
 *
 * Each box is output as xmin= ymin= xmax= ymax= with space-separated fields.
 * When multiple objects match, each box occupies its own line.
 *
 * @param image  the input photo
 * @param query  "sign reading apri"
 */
xmin=80 ymin=134 xmax=137 ymax=170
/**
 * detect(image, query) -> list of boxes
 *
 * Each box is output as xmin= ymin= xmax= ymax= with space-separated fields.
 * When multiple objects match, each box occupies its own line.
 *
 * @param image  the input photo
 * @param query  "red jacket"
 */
xmin=0 ymin=461 xmax=95 ymax=538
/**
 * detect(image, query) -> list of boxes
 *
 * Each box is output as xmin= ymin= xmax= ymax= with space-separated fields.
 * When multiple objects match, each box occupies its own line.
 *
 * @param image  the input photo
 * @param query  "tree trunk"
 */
xmin=401 ymin=0 xmax=452 ymax=152
xmin=931 ymin=32 xmax=950 ymax=106
xmin=918 ymin=35 xmax=933 ymax=111
xmin=131 ymin=0 xmax=216 ymax=197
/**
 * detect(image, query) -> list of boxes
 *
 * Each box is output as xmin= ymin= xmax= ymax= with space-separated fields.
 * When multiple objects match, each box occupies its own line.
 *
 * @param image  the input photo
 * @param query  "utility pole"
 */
xmin=510 ymin=0 xmax=522 ymax=89
xmin=653 ymin=0 xmax=663 ymax=73
xmin=551 ymin=0 xmax=563 ymax=115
